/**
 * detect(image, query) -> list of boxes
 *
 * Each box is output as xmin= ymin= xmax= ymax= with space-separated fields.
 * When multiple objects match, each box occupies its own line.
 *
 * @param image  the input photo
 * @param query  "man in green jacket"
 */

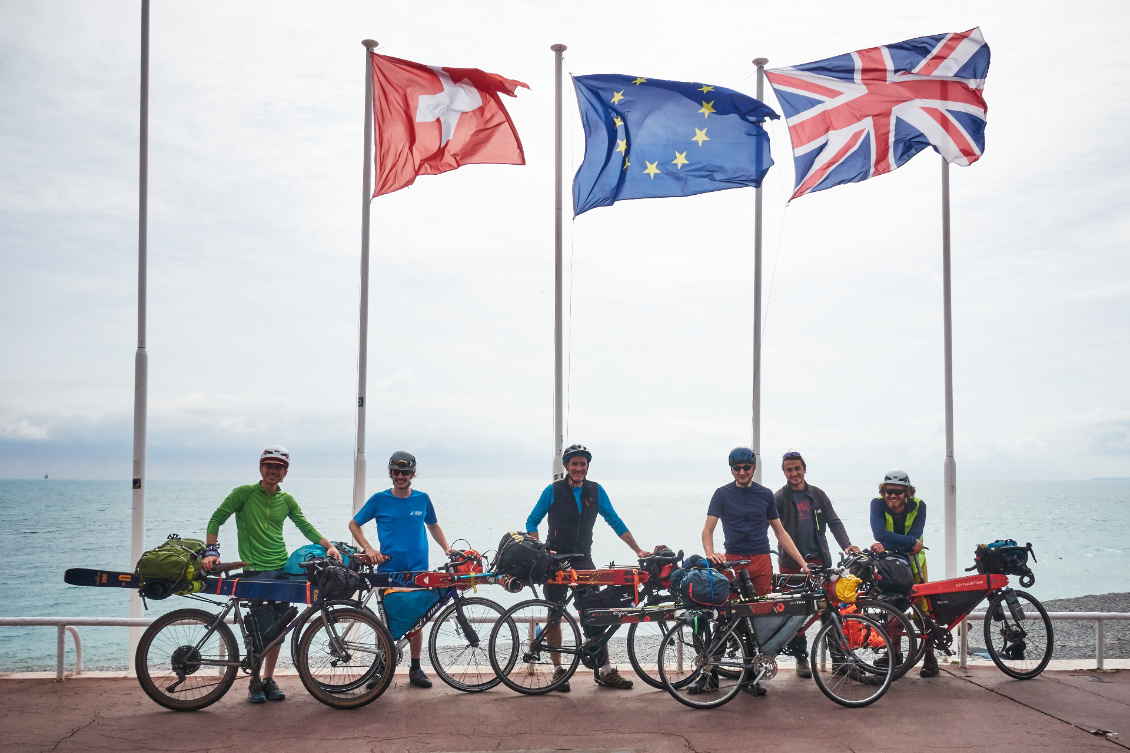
xmin=202 ymin=445 xmax=340 ymax=703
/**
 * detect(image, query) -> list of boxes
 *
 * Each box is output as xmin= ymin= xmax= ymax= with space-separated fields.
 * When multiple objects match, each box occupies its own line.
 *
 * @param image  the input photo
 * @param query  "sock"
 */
xmin=599 ymin=663 xmax=612 ymax=675
xmin=410 ymin=658 xmax=421 ymax=672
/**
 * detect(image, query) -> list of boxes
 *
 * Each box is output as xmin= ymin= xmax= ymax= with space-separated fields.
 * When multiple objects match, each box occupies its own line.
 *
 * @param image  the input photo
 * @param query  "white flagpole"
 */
xmin=941 ymin=156 xmax=957 ymax=579
xmin=353 ymin=39 xmax=378 ymax=516
xmin=128 ymin=0 xmax=150 ymax=674
xmin=551 ymin=43 xmax=566 ymax=481
xmin=751 ymin=58 xmax=768 ymax=484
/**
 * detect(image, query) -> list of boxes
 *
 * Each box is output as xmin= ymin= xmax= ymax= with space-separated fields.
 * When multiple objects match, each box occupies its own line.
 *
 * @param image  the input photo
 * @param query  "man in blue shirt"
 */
xmin=526 ymin=443 xmax=650 ymax=691
xmin=350 ymin=450 xmax=451 ymax=688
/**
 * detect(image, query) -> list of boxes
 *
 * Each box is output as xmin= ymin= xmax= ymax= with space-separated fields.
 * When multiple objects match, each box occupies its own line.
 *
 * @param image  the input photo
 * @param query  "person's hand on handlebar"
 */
xmin=845 ymin=545 xmax=862 ymax=555
xmin=325 ymin=544 xmax=341 ymax=563
xmin=706 ymin=552 xmax=727 ymax=565
xmin=870 ymin=542 xmax=885 ymax=554
xmin=356 ymin=549 xmax=390 ymax=565
xmin=202 ymin=555 xmax=218 ymax=572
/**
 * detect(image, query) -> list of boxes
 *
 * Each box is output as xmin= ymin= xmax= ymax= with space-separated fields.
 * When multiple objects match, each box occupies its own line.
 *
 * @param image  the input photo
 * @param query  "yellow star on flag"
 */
xmin=613 ymin=115 xmax=623 ymax=128
xmin=611 ymin=91 xmax=625 ymax=104
xmin=672 ymin=151 xmax=688 ymax=169
xmin=698 ymin=85 xmax=715 ymax=93
xmin=615 ymin=138 xmax=628 ymax=154
xmin=632 ymin=77 xmax=647 ymax=85
xmin=623 ymin=157 xmax=630 ymax=170
xmin=699 ymin=100 xmax=716 ymax=118
xmin=643 ymin=161 xmax=660 ymax=179
xmin=692 ymin=127 xmax=709 ymax=146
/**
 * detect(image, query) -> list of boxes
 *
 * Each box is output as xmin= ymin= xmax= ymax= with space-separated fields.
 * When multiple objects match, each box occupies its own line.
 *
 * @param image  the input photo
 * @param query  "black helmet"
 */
xmin=388 ymin=451 xmax=417 ymax=471
xmin=728 ymin=447 xmax=757 ymax=467
xmin=562 ymin=444 xmax=592 ymax=464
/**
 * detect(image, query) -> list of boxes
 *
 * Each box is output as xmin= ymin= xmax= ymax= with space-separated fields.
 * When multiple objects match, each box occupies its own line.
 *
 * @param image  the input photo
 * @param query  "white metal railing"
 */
xmin=961 ymin=611 xmax=1130 ymax=670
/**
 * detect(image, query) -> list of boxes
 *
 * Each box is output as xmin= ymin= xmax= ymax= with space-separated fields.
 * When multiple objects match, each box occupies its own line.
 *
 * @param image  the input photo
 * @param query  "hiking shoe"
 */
xmin=409 ymin=668 xmax=433 ymax=688
xmin=261 ymin=678 xmax=285 ymax=701
xmin=847 ymin=668 xmax=885 ymax=686
xmin=247 ymin=680 xmax=266 ymax=704
xmin=795 ymin=657 xmax=812 ymax=678
xmin=920 ymin=653 xmax=939 ymax=678
xmin=552 ymin=666 xmax=571 ymax=692
xmin=595 ymin=667 xmax=633 ymax=689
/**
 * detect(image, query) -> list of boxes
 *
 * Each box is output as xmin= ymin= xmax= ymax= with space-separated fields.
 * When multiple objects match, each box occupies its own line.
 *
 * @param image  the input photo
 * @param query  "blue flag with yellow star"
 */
xmin=572 ymin=74 xmax=779 ymax=215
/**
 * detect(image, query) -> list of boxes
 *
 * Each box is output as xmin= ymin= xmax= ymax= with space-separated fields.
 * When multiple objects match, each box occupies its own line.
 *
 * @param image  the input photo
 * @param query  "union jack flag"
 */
xmin=766 ymin=28 xmax=990 ymax=200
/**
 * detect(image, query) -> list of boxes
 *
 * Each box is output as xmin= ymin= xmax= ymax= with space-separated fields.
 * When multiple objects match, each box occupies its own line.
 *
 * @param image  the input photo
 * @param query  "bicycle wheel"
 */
xmin=429 ymin=596 xmax=509 ymax=692
xmin=905 ymin=603 xmax=931 ymax=668
xmin=289 ymin=600 xmax=368 ymax=670
xmin=657 ymin=619 xmax=748 ymax=709
xmin=136 ymin=608 xmax=239 ymax=711
xmin=810 ymin=613 xmax=893 ymax=708
xmin=488 ymin=599 xmax=580 ymax=695
xmin=626 ymin=618 xmax=675 ymax=689
xmin=983 ymin=590 xmax=1053 ymax=679
xmin=297 ymin=606 xmax=396 ymax=709
xmin=855 ymin=599 xmax=918 ymax=681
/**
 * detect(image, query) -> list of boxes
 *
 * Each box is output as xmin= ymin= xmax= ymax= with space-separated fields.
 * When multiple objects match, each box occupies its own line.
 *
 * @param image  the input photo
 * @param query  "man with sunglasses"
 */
xmin=350 ymin=450 xmax=452 ymax=689
xmin=774 ymin=450 xmax=860 ymax=678
xmin=869 ymin=470 xmax=937 ymax=677
xmin=203 ymin=446 xmax=341 ymax=703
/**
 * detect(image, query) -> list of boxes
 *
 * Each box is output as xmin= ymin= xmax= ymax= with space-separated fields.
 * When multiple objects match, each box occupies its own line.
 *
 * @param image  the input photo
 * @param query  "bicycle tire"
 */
xmin=810 ymin=613 xmax=893 ymax=708
xmin=983 ymin=590 xmax=1053 ymax=679
xmin=488 ymin=599 xmax=581 ymax=695
xmin=428 ymin=596 xmax=510 ymax=692
xmin=626 ymin=618 xmax=674 ymax=689
xmin=658 ymin=619 xmax=748 ymax=710
xmin=297 ymin=606 xmax=396 ymax=709
xmin=135 ymin=608 xmax=240 ymax=711
xmin=855 ymin=599 xmax=918 ymax=680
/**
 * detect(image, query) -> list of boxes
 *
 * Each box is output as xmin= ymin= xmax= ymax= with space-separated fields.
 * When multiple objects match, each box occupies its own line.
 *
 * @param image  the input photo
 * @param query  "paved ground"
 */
xmin=2 ymin=666 xmax=1128 ymax=753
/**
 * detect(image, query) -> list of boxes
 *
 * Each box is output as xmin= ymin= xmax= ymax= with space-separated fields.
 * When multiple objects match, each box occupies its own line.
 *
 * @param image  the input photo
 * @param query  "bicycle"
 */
xmin=486 ymin=553 xmax=683 ymax=694
xmin=859 ymin=542 xmax=1053 ymax=679
xmin=657 ymin=560 xmax=896 ymax=709
xmin=136 ymin=559 xmax=395 ymax=711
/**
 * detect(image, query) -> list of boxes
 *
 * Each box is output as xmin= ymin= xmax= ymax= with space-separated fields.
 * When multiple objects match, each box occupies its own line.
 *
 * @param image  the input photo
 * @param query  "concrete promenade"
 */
xmin=2 ymin=665 xmax=1128 ymax=753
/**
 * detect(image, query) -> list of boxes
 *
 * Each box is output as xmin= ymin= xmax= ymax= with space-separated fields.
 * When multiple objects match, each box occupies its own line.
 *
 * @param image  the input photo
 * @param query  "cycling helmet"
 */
xmin=388 ymin=451 xmax=417 ymax=471
xmin=883 ymin=470 xmax=911 ymax=486
xmin=728 ymin=447 xmax=757 ymax=467
xmin=562 ymin=444 xmax=592 ymax=464
xmin=260 ymin=445 xmax=290 ymax=467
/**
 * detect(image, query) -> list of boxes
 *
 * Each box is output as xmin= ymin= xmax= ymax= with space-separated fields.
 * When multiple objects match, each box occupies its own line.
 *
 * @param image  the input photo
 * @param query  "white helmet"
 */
xmin=883 ymin=469 xmax=910 ymax=486
xmin=260 ymin=445 xmax=290 ymax=467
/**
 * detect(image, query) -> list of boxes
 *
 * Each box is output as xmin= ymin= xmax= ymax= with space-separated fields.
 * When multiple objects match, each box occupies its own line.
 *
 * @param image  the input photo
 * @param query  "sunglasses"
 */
xmin=732 ymin=464 xmax=754 ymax=472
xmin=782 ymin=451 xmax=802 ymax=459
xmin=391 ymin=469 xmax=414 ymax=477
xmin=884 ymin=488 xmax=906 ymax=496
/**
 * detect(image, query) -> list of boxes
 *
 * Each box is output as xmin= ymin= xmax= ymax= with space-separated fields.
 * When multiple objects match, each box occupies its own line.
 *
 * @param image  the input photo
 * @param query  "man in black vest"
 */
xmin=526 ymin=443 xmax=650 ymax=691
xmin=774 ymin=450 xmax=860 ymax=677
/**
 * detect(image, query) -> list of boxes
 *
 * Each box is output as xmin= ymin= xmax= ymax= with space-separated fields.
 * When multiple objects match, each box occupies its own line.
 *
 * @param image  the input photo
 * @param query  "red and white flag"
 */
xmin=371 ymin=53 xmax=528 ymax=196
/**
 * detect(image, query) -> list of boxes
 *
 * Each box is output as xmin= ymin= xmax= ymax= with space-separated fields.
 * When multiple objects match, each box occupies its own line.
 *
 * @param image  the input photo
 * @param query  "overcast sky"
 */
xmin=2 ymin=0 xmax=1128 ymax=483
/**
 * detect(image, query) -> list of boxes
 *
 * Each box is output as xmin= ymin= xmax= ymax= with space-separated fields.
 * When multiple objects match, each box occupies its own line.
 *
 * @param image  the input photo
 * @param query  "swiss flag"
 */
xmin=371 ymin=53 xmax=528 ymax=197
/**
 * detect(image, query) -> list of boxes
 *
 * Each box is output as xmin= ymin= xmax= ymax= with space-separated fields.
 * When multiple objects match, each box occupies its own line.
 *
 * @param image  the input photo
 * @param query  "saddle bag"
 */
xmin=492 ymin=531 xmax=554 ymax=585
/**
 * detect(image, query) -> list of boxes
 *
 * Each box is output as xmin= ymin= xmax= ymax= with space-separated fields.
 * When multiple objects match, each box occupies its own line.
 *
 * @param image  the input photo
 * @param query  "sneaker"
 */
xmin=795 ymin=657 xmax=812 ymax=678
xmin=743 ymin=682 xmax=768 ymax=696
xmin=920 ymin=653 xmax=939 ymax=678
xmin=594 ymin=667 xmax=633 ymax=689
xmin=552 ymin=666 xmax=571 ymax=692
xmin=261 ymin=678 xmax=285 ymax=701
xmin=247 ymin=680 xmax=266 ymax=704
xmin=686 ymin=673 xmax=719 ymax=695
xmin=847 ymin=668 xmax=885 ymax=686
xmin=409 ymin=668 xmax=433 ymax=688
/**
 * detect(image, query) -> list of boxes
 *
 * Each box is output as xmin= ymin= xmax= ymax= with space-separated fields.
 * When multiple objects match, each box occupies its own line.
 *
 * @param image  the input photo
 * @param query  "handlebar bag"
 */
xmin=677 ymin=566 xmax=731 ymax=607
xmin=283 ymin=542 xmax=356 ymax=575
xmin=493 ymin=531 xmax=553 ymax=584
xmin=873 ymin=554 xmax=915 ymax=596
xmin=311 ymin=564 xmax=367 ymax=601
xmin=973 ymin=540 xmax=1035 ymax=577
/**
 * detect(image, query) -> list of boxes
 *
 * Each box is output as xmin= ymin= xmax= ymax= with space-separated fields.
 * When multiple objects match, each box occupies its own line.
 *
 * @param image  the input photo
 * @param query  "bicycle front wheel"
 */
xmin=136 ymin=608 xmax=240 ymax=711
xmin=488 ymin=599 xmax=580 ymax=695
xmin=297 ymin=606 xmax=396 ymax=709
xmin=428 ymin=596 xmax=509 ymax=692
xmin=983 ymin=590 xmax=1053 ymax=679
xmin=810 ymin=613 xmax=894 ymax=708
xmin=855 ymin=599 xmax=918 ymax=680
xmin=657 ymin=620 xmax=748 ymax=710
xmin=627 ymin=618 xmax=675 ymax=689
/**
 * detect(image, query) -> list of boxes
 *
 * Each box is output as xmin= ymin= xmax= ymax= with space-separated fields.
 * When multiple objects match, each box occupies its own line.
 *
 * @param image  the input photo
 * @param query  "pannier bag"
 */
xmin=311 ymin=564 xmax=367 ymax=601
xmin=973 ymin=540 xmax=1035 ymax=581
xmin=492 ymin=531 xmax=554 ymax=585
xmin=575 ymin=585 xmax=636 ymax=613
xmin=135 ymin=534 xmax=206 ymax=587
xmin=283 ymin=541 xmax=357 ymax=576
xmin=383 ymin=589 xmax=443 ymax=641
xmin=671 ymin=556 xmax=731 ymax=607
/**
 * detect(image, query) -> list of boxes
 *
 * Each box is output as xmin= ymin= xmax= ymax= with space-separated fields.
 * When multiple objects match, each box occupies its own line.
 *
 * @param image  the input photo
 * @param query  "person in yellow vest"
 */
xmin=868 ymin=470 xmax=938 ymax=678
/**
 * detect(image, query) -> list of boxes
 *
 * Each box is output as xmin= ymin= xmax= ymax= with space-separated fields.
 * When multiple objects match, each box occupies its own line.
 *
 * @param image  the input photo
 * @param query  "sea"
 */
xmin=1 ymin=477 xmax=1128 ymax=672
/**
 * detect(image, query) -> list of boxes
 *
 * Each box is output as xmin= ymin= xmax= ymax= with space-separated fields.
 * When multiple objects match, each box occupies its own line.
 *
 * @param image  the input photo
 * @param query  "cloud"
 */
xmin=0 ymin=416 xmax=50 ymax=440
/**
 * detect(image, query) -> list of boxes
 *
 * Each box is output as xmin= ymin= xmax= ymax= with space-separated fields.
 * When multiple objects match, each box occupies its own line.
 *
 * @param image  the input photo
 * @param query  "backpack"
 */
xmin=492 ymin=531 xmax=554 ymax=585
xmin=135 ymin=534 xmax=206 ymax=584
xmin=671 ymin=556 xmax=730 ymax=607
xmin=283 ymin=541 xmax=356 ymax=576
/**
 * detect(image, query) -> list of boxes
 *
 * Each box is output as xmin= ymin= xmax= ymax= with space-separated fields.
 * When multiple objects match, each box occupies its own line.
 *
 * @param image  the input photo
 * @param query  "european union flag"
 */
xmin=571 ymin=74 xmax=779 ymax=215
